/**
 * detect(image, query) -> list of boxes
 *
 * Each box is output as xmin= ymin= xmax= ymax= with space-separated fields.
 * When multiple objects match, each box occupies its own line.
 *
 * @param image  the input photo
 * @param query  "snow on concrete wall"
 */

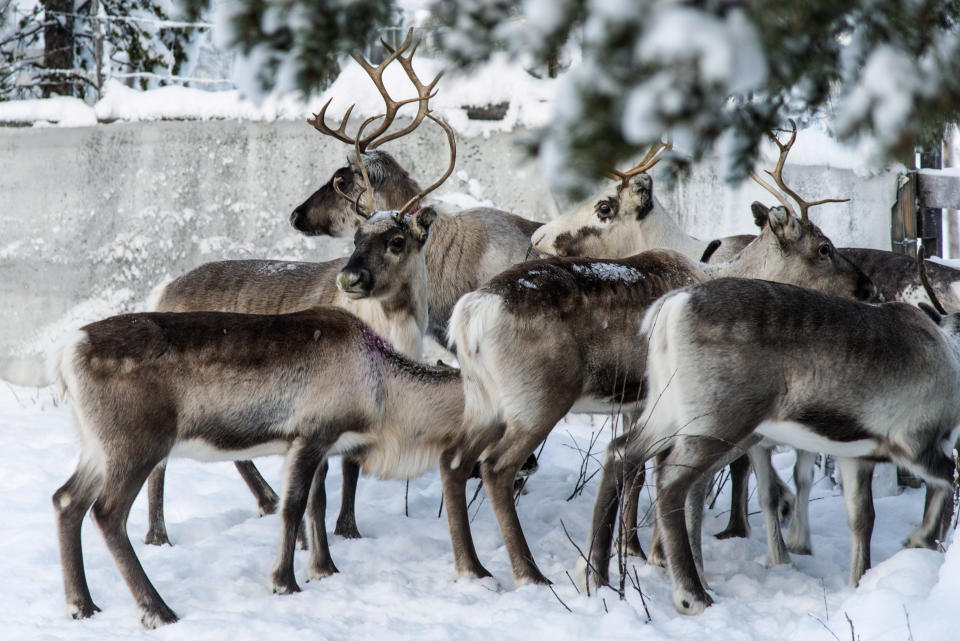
xmin=0 ymin=120 xmax=896 ymax=385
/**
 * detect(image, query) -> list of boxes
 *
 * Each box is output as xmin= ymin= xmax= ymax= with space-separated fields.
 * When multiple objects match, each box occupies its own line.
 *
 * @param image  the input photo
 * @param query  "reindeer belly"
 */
xmin=170 ymin=438 xmax=289 ymax=461
xmin=755 ymin=419 xmax=880 ymax=459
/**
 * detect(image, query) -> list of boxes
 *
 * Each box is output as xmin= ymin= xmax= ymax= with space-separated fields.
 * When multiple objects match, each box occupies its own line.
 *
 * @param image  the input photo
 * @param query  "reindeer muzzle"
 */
xmin=336 ymin=269 xmax=372 ymax=299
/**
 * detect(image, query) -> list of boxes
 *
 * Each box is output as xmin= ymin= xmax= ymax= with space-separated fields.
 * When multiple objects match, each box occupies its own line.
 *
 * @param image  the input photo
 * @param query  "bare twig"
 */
xmin=548 ymin=584 xmax=573 ymax=613
xmin=904 ymin=605 xmax=915 ymax=641
xmin=807 ymin=613 xmax=842 ymax=641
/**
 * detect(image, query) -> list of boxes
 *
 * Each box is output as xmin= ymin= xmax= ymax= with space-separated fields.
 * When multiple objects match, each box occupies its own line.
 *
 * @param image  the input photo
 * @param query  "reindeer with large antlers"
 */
xmin=531 ymin=143 xmax=755 ymax=262
xmin=143 ymin=100 xmax=458 ymax=548
xmin=443 ymin=162 xmax=878 ymax=587
xmin=291 ymin=30 xmax=542 ymax=344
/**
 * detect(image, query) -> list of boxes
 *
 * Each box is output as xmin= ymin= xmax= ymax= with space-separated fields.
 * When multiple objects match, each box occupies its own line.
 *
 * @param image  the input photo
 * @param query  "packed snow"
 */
xmin=1 ymin=383 xmax=956 ymax=640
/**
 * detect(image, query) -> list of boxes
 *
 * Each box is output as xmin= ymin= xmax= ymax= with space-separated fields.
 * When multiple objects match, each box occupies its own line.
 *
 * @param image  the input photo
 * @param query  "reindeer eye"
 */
xmin=818 ymin=244 xmax=832 ymax=258
xmin=389 ymin=237 xmax=405 ymax=253
xmin=597 ymin=202 xmax=614 ymax=219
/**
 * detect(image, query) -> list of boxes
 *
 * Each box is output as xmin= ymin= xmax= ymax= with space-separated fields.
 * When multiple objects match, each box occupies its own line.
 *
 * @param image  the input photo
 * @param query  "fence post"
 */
xmin=920 ymin=145 xmax=943 ymax=257
xmin=891 ymin=171 xmax=918 ymax=257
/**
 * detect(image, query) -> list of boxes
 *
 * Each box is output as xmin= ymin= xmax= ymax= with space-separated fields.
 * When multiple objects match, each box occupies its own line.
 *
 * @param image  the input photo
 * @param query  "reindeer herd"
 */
xmin=48 ymin=31 xmax=960 ymax=628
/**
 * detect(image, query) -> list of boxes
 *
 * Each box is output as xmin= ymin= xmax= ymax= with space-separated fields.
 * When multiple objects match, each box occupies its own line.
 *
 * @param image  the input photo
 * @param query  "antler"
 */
xmin=397 ymin=113 xmax=456 ymax=216
xmin=751 ymin=120 xmax=849 ymax=224
xmin=338 ymin=114 xmax=386 ymax=217
xmin=606 ymin=142 xmax=672 ymax=186
xmin=366 ymin=33 xmax=443 ymax=150
xmin=917 ymin=245 xmax=948 ymax=315
xmin=307 ymin=28 xmax=441 ymax=154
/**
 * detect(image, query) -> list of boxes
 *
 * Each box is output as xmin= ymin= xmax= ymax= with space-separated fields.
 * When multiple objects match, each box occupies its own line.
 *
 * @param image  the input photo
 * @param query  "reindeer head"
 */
xmin=290 ymin=151 xmax=417 ymax=237
xmin=290 ymin=28 xmax=441 ymax=239
xmin=532 ymin=144 xmax=669 ymax=258
xmin=735 ymin=122 xmax=877 ymax=302
xmin=337 ymin=207 xmax=438 ymax=299
xmin=733 ymin=202 xmax=879 ymax=302
xmin=337 ymin=112 xmax=456 ymax=300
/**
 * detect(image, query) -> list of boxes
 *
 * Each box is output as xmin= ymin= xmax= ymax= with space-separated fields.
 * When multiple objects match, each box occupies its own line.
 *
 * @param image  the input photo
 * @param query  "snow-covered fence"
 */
xmin=0 ymin=119 xmax=897 ymax=386
xmin=1 ymin=2 xmax=224 ymax=102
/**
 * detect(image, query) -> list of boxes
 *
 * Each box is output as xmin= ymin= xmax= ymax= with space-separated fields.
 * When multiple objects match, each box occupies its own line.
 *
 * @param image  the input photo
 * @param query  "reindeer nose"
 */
xmin=290 ymin=205 xmax=308 ymax=231
xmin=337 ymin=269 xmax=371 ymax=297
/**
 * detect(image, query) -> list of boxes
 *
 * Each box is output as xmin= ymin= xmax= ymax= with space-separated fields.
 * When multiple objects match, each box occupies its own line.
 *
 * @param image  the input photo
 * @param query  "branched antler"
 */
xmin=397 ymin=113 xmax=457 ymax=217
xmin=607 ymin=142 xmax=672 ymax=187
xmin=751 ymin=120 xmax=849 ymax=224
xmin=307 ymin=28 xmax=442 ymax=154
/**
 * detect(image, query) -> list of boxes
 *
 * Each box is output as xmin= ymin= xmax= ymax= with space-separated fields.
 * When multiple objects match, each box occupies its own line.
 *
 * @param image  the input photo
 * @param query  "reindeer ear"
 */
xmin=766 ymin=206 xmax=803 ymax=245
xmin=628 ymin=173 xmax=653 ymax=195
xmin=750 ymin=202 xmax=769 ymax=229
xmin=627 ymin=173 xmax=654 ymax=219
xmin=408 ymin=206 xmax=438 ymax=244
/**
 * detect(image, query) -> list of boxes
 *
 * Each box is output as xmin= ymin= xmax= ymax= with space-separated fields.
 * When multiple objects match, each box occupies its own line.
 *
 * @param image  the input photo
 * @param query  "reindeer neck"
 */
xmin=643 ymin=200 xmax=705 ymax=261
xmin=363 ymin=353 xmax=465 ymax=479
xmin=373 ymin=172 xmax=422 ymax=211
xmin=700 ymin=240 xmax=767 ymax=281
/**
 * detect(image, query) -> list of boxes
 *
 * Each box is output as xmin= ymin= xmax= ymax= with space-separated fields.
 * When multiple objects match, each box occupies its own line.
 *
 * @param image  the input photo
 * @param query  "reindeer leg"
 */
xmin=647 ymin=519 xmax=666 ymax=567
xmin=53 ymin=462 xmax=104 ymax=620
xmin=144 ymin=461 xmax=171 ymax=546
xmin=334 ymin=457 xmax=362 ymax=539
xmin=785 ymin=449 xmax=816 ymax=555
xmin=905 ymin=485 xmax=953 ymax=549
xmin=235 ymin=460 xmax=280 ymax=516
xmin=440 ymin=447 xmax=492 ymax=580
xmin=837 ymin=457 xmax=875 ymax=586
xmin=305 ymin=460 xmax=338 ymax=580
xmin=617 ymin=467 xmax=647 ymax=559
xmin=481 ymin=435 xmax=553 ymax=587
xmin=656 ymin=437 xmax=731 ymax=615
xmin=270 ymin=438 xmax=326 ymax=595
xmin=715 ymin=455 xmax=752 ymax=540
xmin=92 ymin=460 xmax=178 ymax=628
xmin=746 ymin=444 xmax=790 ymax=567
xmin=583 ymin=433 xmax=637 ymax=589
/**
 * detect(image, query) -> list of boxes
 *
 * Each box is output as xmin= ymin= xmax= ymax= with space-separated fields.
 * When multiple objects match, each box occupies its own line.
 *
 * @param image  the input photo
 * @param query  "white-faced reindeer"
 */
xmin=584 ymin=254 xmax=960 ymax=616
xmin=50 ymin=304 xmax=474 ymax=628
xmin=290 ymin=32 xmax=541 ymax=345
xmin=530 ymin=144 xmax=755 ymax=263
xmin=144 ymin=106 xmax=457 ymax=547
xmin=442 ymin=197 xmax=879 ymax=587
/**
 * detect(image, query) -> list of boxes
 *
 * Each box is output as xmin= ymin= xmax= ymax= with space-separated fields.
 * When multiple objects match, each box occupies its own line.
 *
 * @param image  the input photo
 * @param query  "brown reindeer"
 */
xmin=144 ymin=109 xmax=457 ymax=547
xmin=50 ymin=305 xmax=474 ymax=628
xmin=441 ymin=199 xmax=878 ymax=587
xmin=584 ymin=255 xmax=959 ymax=615
xmin=290 ymin=32 xmax=541 ymax=345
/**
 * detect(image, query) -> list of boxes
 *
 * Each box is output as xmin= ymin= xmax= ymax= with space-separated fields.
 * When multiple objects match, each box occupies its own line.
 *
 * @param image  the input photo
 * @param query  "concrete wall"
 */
xmin=0 ymin=120 xmax=897 ymax=385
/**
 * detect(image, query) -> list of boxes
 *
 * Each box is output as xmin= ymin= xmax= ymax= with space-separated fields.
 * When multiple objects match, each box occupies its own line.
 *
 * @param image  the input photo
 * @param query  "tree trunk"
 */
xmin=41 ymin=0 xmax=75 ymax=97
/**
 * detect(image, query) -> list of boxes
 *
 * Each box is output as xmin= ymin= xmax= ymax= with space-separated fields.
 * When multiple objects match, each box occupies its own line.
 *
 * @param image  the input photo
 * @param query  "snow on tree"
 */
xmin=187 ymin=0 xmax=960 ymax=194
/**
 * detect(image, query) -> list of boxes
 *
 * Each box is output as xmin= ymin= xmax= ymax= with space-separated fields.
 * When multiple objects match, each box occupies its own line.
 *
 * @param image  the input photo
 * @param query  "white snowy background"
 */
xmin=0 ymin=383 xmax=957 ymax=639
xmin=3 ymin=1 xmax=960 ymax=638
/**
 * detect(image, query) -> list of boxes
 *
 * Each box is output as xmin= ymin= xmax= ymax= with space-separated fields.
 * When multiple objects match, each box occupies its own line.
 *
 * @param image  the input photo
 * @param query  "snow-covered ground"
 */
xmin=1 ymin=383 xmax=956 ymax=640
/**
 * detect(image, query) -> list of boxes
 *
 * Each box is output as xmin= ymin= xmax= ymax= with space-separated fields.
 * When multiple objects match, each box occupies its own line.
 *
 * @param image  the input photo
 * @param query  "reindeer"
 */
xmin=530 ymin=143 xmax=755 ymax=263
xmin=442 ymin=195 xmax=879 ymax=587
xmin=50 ymin=304 xmax=476 ymax=628
xmin=143 ymin=108 xmax=457 ymax=547
xmin=290 ymin=32 xmax=541 ymax=345
xmin=584 ymin=253 xmax=960 ymax=615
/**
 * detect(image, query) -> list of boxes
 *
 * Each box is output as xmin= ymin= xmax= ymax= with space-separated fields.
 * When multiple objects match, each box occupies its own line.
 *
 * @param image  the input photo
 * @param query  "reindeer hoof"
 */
xmin=307 ymin=562 xmax=339 ymax=581
xmin=139 ymin=603 xmax=178 ymax=629
xmin=334 ymin=519 xmax=362 ymax=539
xmin=270 ymin=572 xmax=302 ymax=595
xmin=714 ymin=523 xmax=749 ymax=540
xmin=786 ymin=540 xmax=813 ymax=556
xmin=514 ymin=570 xmax=551 ymax=587
xmin=68 ymin=600 xmax=101 ymax=620
xmin=258 ymin=497 xmax=279 ymax=516
xmin=673 ymin=587 xmax=713 ymax=615
xmin=144 ymin=528 xmax=171 ymax=547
